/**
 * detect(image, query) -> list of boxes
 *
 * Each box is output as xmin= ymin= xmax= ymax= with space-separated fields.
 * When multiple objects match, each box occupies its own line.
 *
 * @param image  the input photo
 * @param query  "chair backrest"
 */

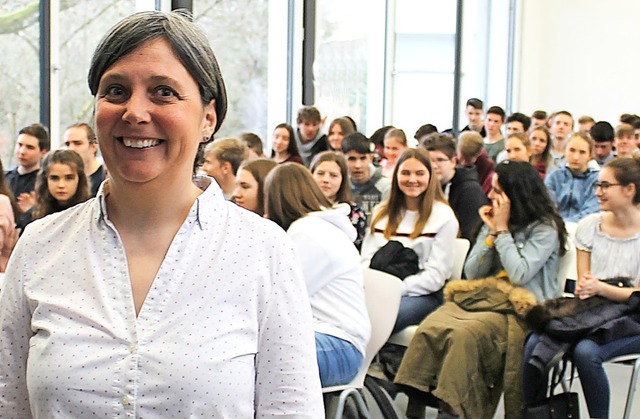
xmin=352 ymin=268 xmax=402 ymax=386
xmin=452 ymin=238 xmax=470 ymax=280
xmin=556 ymin=221 xmax=578 ymax=293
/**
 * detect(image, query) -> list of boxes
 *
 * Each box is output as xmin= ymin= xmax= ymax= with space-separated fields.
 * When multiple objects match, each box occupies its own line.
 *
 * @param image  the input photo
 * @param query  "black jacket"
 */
xmin=448 ymin=165 xmax=488 ymax=240
xmin=525 ymin=292 xmax=640 ymax=372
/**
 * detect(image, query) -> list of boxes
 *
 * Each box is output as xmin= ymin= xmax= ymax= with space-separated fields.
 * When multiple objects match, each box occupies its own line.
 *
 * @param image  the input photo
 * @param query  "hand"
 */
xmin=492 ymin=191 xmax=511 ymax=231
xmin=478 ymin=205 xmax=497 ymax=232
xmin=575 ymin=271 xmax=601 ymax=300
xmin=17 ymin=191 xmax=35 ymax=213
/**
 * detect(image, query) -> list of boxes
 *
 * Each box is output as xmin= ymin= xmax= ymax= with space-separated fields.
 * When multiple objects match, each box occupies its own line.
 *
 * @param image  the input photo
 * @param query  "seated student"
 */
xmin=311 ymin=151 xmax=367 ymax=251
xmin=578 ymin=115 xmax=595 ymax=133
xmin=530 ymin=110 xmax=548 ymax=131
xmin=369 ymin=125 xmax=394 ymax=165
xmin=5 ymin=123 xmax=50 ymax=214
xmin=202 ymin=137 xmax=248 ymax=200
xmin=545 ymin=132 xmax=600 ymax=222
xmin=21 ymin=150 xmax=91 ymax=229
xmin=549 ymin=111 xmax=575 ymax=168
xmin=495 ymin=113 xmax=532 ymax=162
xmin=361 ymin=148 xmax=459 ymax=333
xmin=529 ymin=126 xmax=554 ymax=178
xmin=380 ymin=128 xmax=409 ymax=177
xmin=614 ymin=123 xmax=640 ymax=158
xmin=395 ymin=161 xmax=566 ymax=419
xmin=327 ymin=117 xmax=356 ymax=152
xmin=483 ymin=106 xmax=506 ymax=162
xmin=504 ymin=132 xmax=532 ymax=162
xmin=63 ymin=123 xmax=105 ymax=197
xmin=505 ymin=112 xmax=531 ymax=136
xmin=232 ymin=158 xmax=277 ymax=216
xmin=264 ymin=163 xmax=371 ymax=387
xmin=414 ymin=123 xmax=438 ymax=146
xmin=424 ymin=134 xmax=487 ymax=241
xmin=239 ymin=132 xmax=265 ymax=159
xmin=270 ymin=123 xmax=304 ymax=165
xmin=342 ymin=132 xmax=391 ymax=219
xmin=591 ymin=121 xmax=615 ymax=166
xmin=457 ymin=130 xmax=495 ymax=195
xmin=523 ymin=157 xmax=640 ymax=419
xmin=294 ymin=106 xmax=328 ymax=166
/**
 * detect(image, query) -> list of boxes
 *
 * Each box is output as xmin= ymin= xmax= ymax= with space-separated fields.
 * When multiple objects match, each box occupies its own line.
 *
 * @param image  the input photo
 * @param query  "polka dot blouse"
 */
xmin=0 ymin=181 xmax=323 ymax=418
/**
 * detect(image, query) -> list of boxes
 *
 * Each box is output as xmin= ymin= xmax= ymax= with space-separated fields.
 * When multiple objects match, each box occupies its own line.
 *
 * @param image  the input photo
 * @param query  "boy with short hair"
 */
xmin=5 ymin=123 xmax=50 ymax=212
xmin=341 ymin=133 xmax=390 ymax=219
xmin=294 ymin=106 xmax=328 ymax=166
xmin=483 ymin=106 xmax=506 ymax=162
xmin=202 ymin=138 xmax=248 ymax=200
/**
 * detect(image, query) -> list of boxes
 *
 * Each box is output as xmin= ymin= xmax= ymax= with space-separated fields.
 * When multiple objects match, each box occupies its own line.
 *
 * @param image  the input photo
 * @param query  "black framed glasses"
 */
xmin=594 ymin=181 xmax=622 ymax=191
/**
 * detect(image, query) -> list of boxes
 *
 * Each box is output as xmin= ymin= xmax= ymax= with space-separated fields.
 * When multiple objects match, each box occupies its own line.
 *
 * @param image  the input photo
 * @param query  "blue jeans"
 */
xmin=392 ymin=289 xmax=444 ymax=334
xmin=315 ymin=332 xmax=363 ymax=387
xmin=523 ymin=332 xmax=640 ymax=418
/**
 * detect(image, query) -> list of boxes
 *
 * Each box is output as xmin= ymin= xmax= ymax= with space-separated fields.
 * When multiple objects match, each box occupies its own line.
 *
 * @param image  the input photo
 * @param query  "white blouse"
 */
xmin=360 ymin=201 xmax=459 ymax=296
xmin=575 ymin=213 xmax=640 ymax=286
xmin=0 ymin=180 xmax=323 ymax=418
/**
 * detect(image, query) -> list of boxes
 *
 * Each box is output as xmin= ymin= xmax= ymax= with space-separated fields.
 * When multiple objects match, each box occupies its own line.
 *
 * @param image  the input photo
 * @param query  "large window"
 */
xmin=0 ymin=1 xmax=43 ymax=166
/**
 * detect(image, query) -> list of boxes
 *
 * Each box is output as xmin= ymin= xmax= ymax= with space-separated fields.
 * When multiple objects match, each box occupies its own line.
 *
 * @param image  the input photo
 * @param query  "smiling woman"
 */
xmin=0 ymin=10 xmax=323 ymax=418
xmin=360 ymin=147 xmax=459 ymax=332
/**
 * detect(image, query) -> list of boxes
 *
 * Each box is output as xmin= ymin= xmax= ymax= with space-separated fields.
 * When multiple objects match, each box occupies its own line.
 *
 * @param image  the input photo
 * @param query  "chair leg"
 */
xmin=622 ymin=358 xmax=640 ymax=419
xmin=333 ymin=388 xmax=370 ymax=419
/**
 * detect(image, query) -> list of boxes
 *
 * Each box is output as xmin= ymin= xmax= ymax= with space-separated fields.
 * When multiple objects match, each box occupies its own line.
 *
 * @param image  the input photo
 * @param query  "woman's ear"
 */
xmin=202 ymin=99 xmax=217 ymax=142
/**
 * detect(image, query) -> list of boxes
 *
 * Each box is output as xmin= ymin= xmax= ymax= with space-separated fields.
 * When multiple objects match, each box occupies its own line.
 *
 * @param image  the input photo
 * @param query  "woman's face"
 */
xmin=487 ymin=173 xmax=506 ymax=204
xmin=505 ymin=137 xmax=531 ymax=162
xmin=313 ymin=160 xmax=342 ymax=202
xmin=529 ymin=129 xmax=548 ymax=157
xmin=272 ymin=127 xmax=290 ymax=154
xmin=595 ymin=167 xmax=630 ymax=212
xmin=232 ymin=169 xmax=260 ymax=213
xmin=47 ymin=163 xmax=79 ymax=204
xmin=384 ymin=137 xmax=406 ymax=165
xmin=397 ymin=157 xmax=430 ymax=200
xmin=94 ymin=38 xmax=216 ymax=186
xmin=328 ymin=123 xmax=344 ymax=151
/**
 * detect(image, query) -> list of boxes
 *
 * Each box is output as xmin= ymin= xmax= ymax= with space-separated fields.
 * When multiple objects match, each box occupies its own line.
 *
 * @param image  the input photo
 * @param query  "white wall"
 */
xmin=516 ymin=0 xmax=640 ymax=124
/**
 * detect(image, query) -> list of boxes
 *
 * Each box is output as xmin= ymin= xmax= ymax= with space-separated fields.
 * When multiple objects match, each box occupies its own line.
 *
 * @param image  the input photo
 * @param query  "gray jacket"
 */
xmin=464 ymin=222 xmax=562 ymax=302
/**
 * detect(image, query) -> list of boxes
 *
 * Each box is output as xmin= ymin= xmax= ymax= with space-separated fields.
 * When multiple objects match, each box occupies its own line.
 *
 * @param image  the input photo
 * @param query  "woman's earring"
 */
xmin=202 ymin=135 xmax=210 ymax=143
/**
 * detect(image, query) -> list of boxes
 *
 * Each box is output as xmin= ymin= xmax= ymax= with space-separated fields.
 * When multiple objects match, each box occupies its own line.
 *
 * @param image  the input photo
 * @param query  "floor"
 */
xmin=376 ymin=361 xmax=640 ymax=418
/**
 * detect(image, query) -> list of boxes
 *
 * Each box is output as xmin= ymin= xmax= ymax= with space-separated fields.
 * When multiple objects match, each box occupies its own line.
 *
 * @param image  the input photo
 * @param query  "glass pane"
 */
xmin=0 ymin=1 xmax=42 ymax=166
xmin=315 ymin=0 xmax=372 ymax=133
xmin=194 ymin=0 xmax=269 ymax=139
xmin=58 ymin=1 xmax=137 ymax=138
xmin=392 ymin=0 xmax=457 ymax=136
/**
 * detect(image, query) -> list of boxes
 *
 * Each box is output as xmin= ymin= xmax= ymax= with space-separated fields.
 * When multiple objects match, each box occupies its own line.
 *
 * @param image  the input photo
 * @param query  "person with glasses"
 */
xmin=424 ymin=134 xmax=487 ymax=241
xmin=545 ymin=132 xmax=600 ymax=222
xmin=523 ymin=157 xmax=640 ymax=418
xmin=395 ymin=161 xmax=566 ymax=418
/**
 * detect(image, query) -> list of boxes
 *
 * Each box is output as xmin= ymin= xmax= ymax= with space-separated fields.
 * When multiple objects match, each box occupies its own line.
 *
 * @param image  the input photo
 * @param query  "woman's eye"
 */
xmin=103 ymin=85 xmax=126 ymax=100
xmin=155 ymin=86 xmax=178 ymax=98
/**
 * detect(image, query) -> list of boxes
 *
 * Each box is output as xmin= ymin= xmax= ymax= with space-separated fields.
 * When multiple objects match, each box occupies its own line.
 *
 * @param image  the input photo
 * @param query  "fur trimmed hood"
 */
xmin=445 ymin=276 xmax=537 ymax=317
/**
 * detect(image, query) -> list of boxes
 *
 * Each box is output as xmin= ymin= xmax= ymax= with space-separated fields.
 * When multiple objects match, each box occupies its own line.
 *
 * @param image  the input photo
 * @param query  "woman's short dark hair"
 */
xmin=88 ymin=10 xmax=227 ymax=134
xmin=494 ymin=160 xmax=566 ymax=255
xmin=33 ymin=150 xmax=91 ymax=220
xmin=264 ymin=163 xmax=332 ymax=231
xmin=310 ymin=151 xmax=353 ymax=204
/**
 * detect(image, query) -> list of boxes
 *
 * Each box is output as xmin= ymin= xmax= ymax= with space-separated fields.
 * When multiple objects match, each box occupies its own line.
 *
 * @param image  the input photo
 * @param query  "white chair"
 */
xmin=387 ymin=237 xmax=470 ymax=347
xmin=322 ymin=268 xmax=403 ymax=419
xmin=607 ymin=354 xmax=640 ymax=419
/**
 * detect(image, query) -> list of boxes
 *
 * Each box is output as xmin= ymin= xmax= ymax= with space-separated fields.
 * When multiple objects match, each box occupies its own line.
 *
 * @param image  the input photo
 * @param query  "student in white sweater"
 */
xmin=361 ymin=148 xmax=459 ymax=332
xmin=265 ymin=163 xmax=371 ymax=388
